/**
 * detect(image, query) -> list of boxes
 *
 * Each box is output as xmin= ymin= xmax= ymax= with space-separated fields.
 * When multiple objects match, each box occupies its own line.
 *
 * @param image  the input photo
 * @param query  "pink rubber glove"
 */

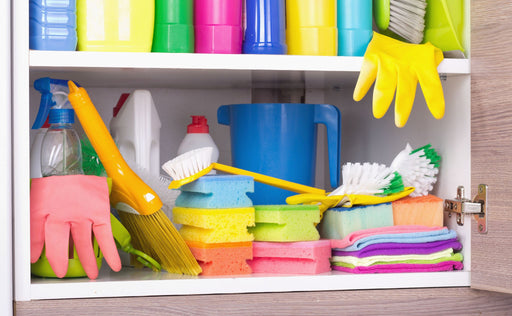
xmin=31 ymin=175 xmax=122 ymax=279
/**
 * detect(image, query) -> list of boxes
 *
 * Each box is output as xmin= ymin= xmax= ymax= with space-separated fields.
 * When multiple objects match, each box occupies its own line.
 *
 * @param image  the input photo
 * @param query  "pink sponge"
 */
xmin=186 ymin=241 xmax=253 ymax=276
xmin=249 ymin=240 xmax=332 ymax=274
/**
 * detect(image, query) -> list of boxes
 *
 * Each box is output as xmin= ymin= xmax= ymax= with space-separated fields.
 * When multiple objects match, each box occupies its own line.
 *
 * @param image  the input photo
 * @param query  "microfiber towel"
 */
xmin=331 ymin=248 xmax=455 ymax=266
xmin=336 ymin=228 xmax=457 ymax=252
xmin=332 ymin=261 xmax=464 ymax=273
xmin=333 ymin=238 xmax=462 ymax=257
xmin=331 ymin=253 xmax=464 ymax=274
xmin=330 ymin=225 xmax=445 ymax=249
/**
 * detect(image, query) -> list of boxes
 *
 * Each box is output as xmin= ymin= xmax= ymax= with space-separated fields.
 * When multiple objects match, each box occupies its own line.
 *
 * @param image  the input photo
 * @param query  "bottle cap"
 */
xmin=187 ymin=115 xmax=209 ymax=133
xmin=49 ymin=108 xmax=75 ymax=124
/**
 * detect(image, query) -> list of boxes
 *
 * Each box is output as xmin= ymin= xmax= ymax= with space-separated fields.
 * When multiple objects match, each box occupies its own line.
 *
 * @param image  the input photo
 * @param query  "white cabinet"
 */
xmin=13 ymin=0 xmax=496 ymax=305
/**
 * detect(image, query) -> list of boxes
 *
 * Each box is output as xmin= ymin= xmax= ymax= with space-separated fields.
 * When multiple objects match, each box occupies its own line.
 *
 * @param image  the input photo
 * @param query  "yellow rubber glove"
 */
xmin=354 ymin=32 xmax=445 ymax=128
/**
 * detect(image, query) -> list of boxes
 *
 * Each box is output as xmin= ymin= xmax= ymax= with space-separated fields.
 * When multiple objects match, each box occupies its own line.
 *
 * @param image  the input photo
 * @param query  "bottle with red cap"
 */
xmin=177 ymin=115 xmax=219 ymax=165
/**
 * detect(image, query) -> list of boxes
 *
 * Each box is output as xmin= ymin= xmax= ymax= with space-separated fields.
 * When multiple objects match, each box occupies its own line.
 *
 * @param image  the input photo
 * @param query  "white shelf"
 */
xmin=29 ymin=51 xmax=470 ymax=89
xmin=30 ymin=267 xmax=470 ymax=300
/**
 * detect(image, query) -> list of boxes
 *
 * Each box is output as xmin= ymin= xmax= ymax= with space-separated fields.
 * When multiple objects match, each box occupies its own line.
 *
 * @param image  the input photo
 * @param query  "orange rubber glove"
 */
xmin=31 ymin=175 xmax=122 ymax=279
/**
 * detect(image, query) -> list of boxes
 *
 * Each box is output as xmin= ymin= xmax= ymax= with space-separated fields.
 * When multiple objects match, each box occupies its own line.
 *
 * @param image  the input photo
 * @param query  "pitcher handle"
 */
xmin=217 ymin=105 xmax=231 ymax=125
xmin=314 ymin=104 xmax=341 ymax=188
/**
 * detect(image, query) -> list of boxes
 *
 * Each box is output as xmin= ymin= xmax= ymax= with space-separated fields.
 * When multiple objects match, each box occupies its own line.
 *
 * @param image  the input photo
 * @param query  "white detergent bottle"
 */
xmin=177 ymin=115 xmax=219 ymax=169
xmin=110 ymin=90 xmax=161 ymax=176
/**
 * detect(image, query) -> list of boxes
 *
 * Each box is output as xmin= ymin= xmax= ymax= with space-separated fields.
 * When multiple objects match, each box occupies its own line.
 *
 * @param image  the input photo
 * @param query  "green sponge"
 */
xmin=249 ymin=205 xmax=320 ymax=242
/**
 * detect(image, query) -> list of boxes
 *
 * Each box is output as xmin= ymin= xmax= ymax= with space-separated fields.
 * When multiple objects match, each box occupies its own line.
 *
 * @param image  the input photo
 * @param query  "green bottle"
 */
xmin=152 ymin=0 xmax=194 ymax=53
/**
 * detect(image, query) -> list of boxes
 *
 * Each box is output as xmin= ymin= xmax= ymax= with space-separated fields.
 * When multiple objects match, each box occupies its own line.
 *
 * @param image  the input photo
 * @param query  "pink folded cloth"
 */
xmin=332 ymin=261 xmax=464 ymax=274
xmin=330 ymin=225 xmax=445 ymax=249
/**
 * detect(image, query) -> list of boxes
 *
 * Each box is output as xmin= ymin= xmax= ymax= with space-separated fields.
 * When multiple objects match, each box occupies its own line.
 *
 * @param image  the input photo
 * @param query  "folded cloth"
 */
xmin=335 ymin=228 xmax=457 ymax=252
xmin=331 ymin=248 xmax=455 ymax=266
xmin=332 ymin=253 xmax=463 ymax=273
xmin=333 ymin=238 xmax=462 ymax=257
xmin=330 ymin=225 xmax=445 ymax=249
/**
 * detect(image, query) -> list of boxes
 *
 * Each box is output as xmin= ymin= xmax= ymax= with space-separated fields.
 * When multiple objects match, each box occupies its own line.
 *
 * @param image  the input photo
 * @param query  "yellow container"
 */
xmin=77 ymin=0 xmax=155 ymax=52
xmin=286 ymin=0 xmax=337 ymax=56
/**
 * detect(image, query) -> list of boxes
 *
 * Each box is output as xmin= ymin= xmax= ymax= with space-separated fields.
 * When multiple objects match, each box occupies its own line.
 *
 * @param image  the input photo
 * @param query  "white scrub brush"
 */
xmin=374 ymin=0 xmax=427 ymax=44
xmin=390 ymin=143 xmax=440 ymax=197
xmin=329 ymin=162 xmax=404 ymax=197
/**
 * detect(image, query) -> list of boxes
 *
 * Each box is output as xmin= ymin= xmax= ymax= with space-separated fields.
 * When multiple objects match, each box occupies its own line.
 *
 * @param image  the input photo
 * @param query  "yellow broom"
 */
xmin=67 ymin=81 xmax=201 ymax=276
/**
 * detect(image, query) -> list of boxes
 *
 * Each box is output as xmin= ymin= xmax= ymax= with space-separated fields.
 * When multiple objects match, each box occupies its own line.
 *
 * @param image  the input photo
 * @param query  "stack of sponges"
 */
xmin=330 ymin=226 xmax=464 ymax=273
xmin=248 ymin=205 xmax=331 ymax=274
xmin=172 ymin=175 xmax=255 ymax=276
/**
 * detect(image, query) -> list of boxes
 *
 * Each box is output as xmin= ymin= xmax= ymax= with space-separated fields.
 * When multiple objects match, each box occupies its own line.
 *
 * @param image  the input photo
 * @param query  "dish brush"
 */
xmin=390 ymin=143 xmax=440 ymax=197
xmin=329 ymin=162 xmax=405 ymax=197
xmin=162 ymin=147 xmax=325 ymax=195
xmin=374 ymin=0 xmax=427 ymax=44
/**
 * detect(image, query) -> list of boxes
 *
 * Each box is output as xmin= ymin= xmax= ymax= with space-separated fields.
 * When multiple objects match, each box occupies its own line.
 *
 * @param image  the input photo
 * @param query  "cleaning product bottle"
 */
xmin=31 ymin=77 xmax=77 ymax=178
xmin=109 ymin=90 xmax=161 ymax=177
xmin=177 ymin=115 xmax=219 ymax=165
xmin=152 ymin=0 xmax=194 ymax=53
xmin=29 ymin=0 xmax=77 ymax=51
xmin=40 ymin=96 xmax=83 ymax=177
xmin=76 ymin=0 xmax=155 ymax=52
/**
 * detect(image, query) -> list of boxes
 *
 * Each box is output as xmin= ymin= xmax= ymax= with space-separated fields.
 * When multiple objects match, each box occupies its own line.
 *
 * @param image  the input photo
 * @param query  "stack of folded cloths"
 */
xmin=172 ymin=175 xmax=255 ymax=276
xmin=330 ymin=226 xmax=463 ymax=273
xmin=248 ymin=205 xmax=332 ymax=274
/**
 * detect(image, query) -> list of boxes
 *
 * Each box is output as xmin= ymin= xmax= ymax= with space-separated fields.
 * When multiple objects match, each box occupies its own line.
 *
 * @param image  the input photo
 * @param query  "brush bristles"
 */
xmin=162 ymin=147 xmax=213 ymax=180
xmin=391 ymin=143 xmax=440 ymax=197
xmin=330 ymin=162 xmax=402 ymax=196
xmin=389 ymin=0 xmax=426 ymax=44
xmin=118 ymin=210 xmax=202 ymax=275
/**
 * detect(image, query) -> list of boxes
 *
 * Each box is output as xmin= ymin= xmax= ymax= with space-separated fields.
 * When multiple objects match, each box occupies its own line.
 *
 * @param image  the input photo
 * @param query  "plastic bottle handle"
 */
xmin=314 ymin=104 xmax=341 ymax=188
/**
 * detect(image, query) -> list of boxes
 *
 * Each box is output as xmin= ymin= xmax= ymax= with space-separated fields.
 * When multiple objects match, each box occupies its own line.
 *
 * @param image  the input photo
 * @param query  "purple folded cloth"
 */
xmin=332 ymin=261 xmax=464 ymax=274
xmin=333 ymin=238 xmax=462 ymax=258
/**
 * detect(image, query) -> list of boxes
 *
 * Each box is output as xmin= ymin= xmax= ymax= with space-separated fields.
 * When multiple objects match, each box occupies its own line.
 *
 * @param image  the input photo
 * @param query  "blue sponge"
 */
xmin=175 ymin=175 xmax=254 ymax=209
xmin=319 ymin=203 xmax=394 ymax=240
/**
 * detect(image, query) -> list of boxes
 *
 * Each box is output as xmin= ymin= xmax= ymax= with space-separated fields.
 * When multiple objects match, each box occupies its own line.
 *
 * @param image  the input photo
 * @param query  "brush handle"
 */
xmin=67 ymin=81 xmax=162 ymax=215
xmin=211 ymin=163 xmax=325 ymax=195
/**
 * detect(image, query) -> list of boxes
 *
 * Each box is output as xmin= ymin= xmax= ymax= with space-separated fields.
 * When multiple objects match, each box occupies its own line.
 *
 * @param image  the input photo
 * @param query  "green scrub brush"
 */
xmin=374 ymin=0 xmax=427 ymax=44
xmin=329 ymin=162 xmax=404 ymax=197
xmin=390 ymin=143 xmax=440 ymax=197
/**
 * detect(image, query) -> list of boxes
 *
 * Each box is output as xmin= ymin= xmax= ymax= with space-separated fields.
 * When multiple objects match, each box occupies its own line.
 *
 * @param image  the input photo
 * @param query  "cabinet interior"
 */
xmin=21 ymin=61 xmax=472 ymax=300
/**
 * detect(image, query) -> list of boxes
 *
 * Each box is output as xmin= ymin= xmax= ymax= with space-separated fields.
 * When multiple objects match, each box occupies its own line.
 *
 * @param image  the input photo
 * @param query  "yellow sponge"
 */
xmin=173 ymin=207 xmax=255 ymax=243
xmin=249 ymin=205 xmax=320 ymax=242
xmin=392 ymin=195 xmax=444 ymax=227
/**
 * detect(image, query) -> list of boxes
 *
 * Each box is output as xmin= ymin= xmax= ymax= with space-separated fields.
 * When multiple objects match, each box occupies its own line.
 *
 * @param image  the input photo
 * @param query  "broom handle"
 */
xmin=211 ymin=163 xmax=326 ymax=195
xmin=67 ymin=81 xmax=162 ymax=215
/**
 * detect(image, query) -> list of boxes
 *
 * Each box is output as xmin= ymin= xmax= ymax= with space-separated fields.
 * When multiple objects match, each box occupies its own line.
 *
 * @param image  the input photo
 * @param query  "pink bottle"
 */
xmin=194 ymin=0 xmax=243 ymax=54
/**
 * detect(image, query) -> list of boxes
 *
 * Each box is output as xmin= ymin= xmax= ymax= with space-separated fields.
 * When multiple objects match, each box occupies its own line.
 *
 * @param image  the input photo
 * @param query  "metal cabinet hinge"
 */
xmin=444 ymin=184 xmax=488 ymax=234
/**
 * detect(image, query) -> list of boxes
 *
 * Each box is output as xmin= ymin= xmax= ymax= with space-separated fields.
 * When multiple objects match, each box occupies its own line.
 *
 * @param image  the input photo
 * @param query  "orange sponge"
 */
xmin=392 ymin=195 xmax=444 ymax=227
xmin=186 ymin=241 xmax=252 ymax=276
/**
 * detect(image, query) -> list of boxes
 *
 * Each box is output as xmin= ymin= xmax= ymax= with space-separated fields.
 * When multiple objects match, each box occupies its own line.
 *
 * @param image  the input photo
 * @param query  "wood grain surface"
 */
xmin=471 ymin=0 xmax=512 ymax=294
xmin=14 ymin=288 xmax=512 ymax=315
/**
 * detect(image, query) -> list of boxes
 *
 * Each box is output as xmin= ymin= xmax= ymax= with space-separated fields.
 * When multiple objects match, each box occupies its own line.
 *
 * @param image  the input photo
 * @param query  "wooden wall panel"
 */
xmin=471 ymin=0 xmax=512 ymax=293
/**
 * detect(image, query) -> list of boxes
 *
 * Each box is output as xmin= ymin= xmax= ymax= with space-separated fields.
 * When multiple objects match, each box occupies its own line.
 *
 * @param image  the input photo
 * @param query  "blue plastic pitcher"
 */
xmin=337 ymin=0 xmax=372 ymax=56
xmin=243 ymin=0 xmax=287 ymax=54
xmin=29 ymin=0 xmax=77 ymax=51
xmin=217 ymin=103 xmax=341 ymax=205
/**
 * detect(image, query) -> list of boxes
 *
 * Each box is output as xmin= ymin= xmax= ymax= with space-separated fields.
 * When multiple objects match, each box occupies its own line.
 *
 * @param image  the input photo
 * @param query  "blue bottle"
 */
xmin=337 ymin=0 xmax=372 ymax=56
xmin=243 ymin=0 xmax=287 ymax=54
xmin=29 ymin=0 xmax=77 ymax=51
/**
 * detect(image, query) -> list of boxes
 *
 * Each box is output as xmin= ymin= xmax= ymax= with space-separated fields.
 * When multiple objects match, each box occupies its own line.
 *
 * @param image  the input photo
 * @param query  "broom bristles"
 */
xmin=118 ymin=210 xmax=202 ymax=276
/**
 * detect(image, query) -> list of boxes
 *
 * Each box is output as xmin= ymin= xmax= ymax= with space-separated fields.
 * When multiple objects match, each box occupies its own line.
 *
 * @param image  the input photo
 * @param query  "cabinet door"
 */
xmin=471 ymin=0 xmax=512 ymax=294
xmin=0 ymin=0 xmax=13 ymax=314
